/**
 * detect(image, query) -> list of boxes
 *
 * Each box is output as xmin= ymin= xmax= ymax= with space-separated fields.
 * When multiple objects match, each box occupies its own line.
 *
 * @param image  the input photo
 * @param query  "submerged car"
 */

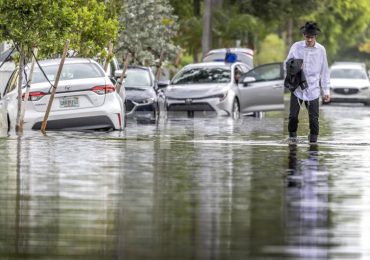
xmin=115 ymin=66 xmax=159 ymax=121
xmin=0 ymin=58 xmax=124 ymax=131
xmin=163 ymin=61 xmax=284 ymax=117
xmin=328 ymin=62 xmax=370 ymax=105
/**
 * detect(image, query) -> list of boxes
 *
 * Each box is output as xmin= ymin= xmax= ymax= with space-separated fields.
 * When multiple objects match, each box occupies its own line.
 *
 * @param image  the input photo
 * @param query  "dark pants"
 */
xmin=288 ymin=93 xmax=319 ymax=137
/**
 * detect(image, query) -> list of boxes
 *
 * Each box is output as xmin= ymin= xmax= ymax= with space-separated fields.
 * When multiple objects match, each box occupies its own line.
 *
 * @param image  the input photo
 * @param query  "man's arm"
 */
xmin=320 ymin=48 xmax=331 ymax=102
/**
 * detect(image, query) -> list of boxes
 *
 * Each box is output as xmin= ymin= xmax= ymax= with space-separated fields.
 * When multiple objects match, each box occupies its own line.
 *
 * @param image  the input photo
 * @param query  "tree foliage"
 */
xmin=306 ymin=0 xmax=370 ymax=61
xmin=0 ymin=0 xmax=119 ymax=60
xmin=0 ymin=0 xmax=75 ymax=58
xmin=117 ymin=0 xmax=179 ymax=65
xmin=213 ymin=7 xmax=259 ymax=49
xmin=69 ymin=0 xmax=118 ymax=57
xmin=255 ymin=34 xmax=286 ymax=65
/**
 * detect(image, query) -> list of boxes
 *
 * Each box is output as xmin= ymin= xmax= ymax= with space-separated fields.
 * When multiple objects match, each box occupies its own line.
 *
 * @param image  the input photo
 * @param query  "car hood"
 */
xmin=330 ymin=79 xmax=370 ymax=88
xmin=125 ymin=87 xmax=156 ymax=101
xmin=165 ymin=83 xmax=229 ymax=98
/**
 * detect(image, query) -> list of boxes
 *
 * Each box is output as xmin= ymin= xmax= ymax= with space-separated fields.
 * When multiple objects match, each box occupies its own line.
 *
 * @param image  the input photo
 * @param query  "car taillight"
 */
xmin=91 ymin=85 xmax=115 ymax=95
xmin=22 ymin=91 xmax=46 ymax=101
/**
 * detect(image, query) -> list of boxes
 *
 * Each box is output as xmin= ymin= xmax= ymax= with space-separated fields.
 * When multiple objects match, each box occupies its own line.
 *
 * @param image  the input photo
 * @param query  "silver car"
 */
xmin=164 ymin=62 xmax=284 ymax=117
xmin=327 ymin=62 xmax=370 ymax=105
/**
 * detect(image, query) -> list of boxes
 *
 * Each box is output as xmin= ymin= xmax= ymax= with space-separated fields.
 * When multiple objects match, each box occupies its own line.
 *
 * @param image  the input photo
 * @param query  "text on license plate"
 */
xmin=60 ymin=96 xmax=79 ymax=108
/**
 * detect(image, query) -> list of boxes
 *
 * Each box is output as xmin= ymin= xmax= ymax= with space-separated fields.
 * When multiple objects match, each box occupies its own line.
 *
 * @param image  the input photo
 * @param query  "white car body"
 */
xmin=0 ymin=58 xmax=124 ymax=131
xmin=329 ymin=62 xmax=370 ymax=105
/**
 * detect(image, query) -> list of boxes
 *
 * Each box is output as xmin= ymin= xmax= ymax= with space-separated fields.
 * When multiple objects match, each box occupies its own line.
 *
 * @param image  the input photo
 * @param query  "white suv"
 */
xmin=328 ymin=62 xmax=370 ymax=105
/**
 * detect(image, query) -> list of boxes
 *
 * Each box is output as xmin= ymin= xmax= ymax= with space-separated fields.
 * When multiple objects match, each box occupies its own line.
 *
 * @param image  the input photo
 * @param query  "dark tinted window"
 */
xmin=172 ymin=67 xmax=231 ymax=85
xmin=4 ymin=70 xmax=19 ymax=95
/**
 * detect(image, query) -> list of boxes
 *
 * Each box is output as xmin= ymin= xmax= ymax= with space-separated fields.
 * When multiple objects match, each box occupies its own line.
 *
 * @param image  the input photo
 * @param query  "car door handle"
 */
xmin=273 ymin=84 xmax=283 ymax=89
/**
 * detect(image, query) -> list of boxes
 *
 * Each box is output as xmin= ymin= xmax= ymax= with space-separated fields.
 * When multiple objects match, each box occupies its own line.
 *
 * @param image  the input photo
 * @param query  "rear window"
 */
xmin=124 ymin=69 xmax=151 ymax=88
xmin=31 ymin=63 xmax=105 ymax=83
xmin=171 ymin=66 xmax=231 ymax=85
xmin=330 ymin=68 xmax=367 ymax=79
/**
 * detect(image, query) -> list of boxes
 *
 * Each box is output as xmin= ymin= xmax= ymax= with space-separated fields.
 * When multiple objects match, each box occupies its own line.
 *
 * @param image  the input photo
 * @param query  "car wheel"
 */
xmin=231 ymin=99 xmax=240 ymax=119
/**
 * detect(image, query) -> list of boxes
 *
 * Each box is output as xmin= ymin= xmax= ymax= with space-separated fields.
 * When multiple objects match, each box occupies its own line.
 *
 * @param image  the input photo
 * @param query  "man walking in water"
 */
xmin=285 ymin=21 xmax=331 ymax=143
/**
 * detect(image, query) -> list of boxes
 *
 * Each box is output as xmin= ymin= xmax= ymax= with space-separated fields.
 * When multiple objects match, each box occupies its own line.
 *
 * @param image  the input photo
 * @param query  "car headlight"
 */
xmin=137 ymin=98 xmax=155 ymax=104
xmin=361 ymin=86 xmax=369 ymax=91
xmin=207 ymin=92 xmax=228 ymax=101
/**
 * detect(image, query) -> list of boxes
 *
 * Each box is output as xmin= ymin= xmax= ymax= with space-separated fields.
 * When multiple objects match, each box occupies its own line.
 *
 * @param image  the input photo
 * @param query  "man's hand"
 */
xmin=323 ymin=94 xmax=330 ymax=103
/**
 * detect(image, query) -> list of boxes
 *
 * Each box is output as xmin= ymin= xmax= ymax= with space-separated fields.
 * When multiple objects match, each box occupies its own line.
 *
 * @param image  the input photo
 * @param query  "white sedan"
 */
xmin=0 ymin=58 xmax=124 ymax=131
xmin=328 ymin=62 xmax=370 ymax=105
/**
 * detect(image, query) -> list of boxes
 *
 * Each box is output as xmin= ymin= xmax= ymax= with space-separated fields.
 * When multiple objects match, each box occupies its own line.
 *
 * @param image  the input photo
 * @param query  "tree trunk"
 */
xmin=15 ymin=47 xmax=24 ymax=133
xmin=194 ymin=0 xmax=200 ymax=17
xmin=202 ymin=0 xmax=212 ymax=58
xmin=193 ymin=48 xmax=199 ymax=63
xmin=213 ymin=0 xmax=223 ymax=8
xmin=287 ymin=18 xmax=293 ymax=48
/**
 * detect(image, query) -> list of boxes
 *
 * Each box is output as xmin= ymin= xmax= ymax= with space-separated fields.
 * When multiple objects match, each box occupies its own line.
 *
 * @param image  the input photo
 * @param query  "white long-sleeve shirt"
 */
xmin=285 ymin=40 xmax=330 ymax=101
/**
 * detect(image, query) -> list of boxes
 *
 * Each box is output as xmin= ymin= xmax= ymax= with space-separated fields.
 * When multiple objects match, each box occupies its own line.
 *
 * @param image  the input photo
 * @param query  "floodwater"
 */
xmin=1 ymin=104 xmax=370 ymax=260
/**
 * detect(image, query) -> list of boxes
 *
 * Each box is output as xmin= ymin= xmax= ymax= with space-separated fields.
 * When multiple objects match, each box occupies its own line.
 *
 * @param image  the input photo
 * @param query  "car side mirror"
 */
xmin=114 ymin=69 xmax=123 ymax=79
xmin=242 ymin=76 xmax=256 ymax=86
xmin=157 ymin=80 xmax=170 ymax=89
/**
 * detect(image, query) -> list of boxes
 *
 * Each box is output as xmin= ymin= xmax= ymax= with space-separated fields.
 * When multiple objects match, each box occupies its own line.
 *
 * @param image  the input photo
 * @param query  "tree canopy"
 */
xmin=0 ymin=0 xmax=119 ymax=60
xmin=117 ymin=0 xmax=179 ymax=65
xmin=170 ymin=0 xmax=370 ymax=66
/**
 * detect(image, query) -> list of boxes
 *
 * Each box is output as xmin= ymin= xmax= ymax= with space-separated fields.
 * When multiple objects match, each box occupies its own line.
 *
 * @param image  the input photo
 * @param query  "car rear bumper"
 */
xmin=23 ymin=97 xmax=123 ymax=131
xmin=31 ymin=115 xmax=115 ymax=130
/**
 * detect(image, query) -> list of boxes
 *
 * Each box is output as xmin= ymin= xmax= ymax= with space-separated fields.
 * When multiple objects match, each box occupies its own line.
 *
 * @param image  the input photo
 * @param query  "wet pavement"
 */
xmin=1 ymin=103 xmax=370 ymax=259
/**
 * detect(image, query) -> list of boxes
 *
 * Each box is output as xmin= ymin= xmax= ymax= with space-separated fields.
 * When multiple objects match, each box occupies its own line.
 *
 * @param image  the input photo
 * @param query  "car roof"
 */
xmin=34 ymin=58 xmax=97 ymax=66
xmin=183 ymin=61 xmax=241 ymax=70
xmin=127 ymin=65 xmax=150 ymax=70
xmin=205 ymin=48 xmax=254 ymax=56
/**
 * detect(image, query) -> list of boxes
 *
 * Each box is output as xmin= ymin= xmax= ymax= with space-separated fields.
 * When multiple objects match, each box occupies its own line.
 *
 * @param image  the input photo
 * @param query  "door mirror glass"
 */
xmin=157 ymin=80 xmax=170 ymax=89
xmin=114 ymin=69 xmax=123 ymax=79
xmin=242 ymin=76 xmax=256 ymax=86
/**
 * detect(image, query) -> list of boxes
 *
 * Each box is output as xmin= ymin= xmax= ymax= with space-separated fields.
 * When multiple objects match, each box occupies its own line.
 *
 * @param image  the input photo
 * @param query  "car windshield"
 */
xmin=31 ymin=63 xmax=105 ymax=84
xmin=330 ymin=68 xmax=367 ymax=79
xmin=124 ymin=69 xmax=151 ymax=88
xmin=171 ymin=67 xmax=231 ymax=85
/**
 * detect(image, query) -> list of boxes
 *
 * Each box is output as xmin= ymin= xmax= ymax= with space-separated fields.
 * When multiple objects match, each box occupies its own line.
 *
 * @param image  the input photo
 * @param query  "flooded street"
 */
xmin=1 ymin=104 xmax=370 ymax=260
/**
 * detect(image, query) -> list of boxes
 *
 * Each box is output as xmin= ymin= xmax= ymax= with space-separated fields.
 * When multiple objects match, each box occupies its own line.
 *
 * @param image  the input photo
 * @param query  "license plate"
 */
xmin=59 ymin=96 xmax=79 ymax=108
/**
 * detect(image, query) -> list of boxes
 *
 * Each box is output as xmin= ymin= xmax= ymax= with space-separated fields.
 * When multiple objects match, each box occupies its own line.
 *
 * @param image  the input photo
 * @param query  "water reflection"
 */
xmin=284 ymin=144 xmax=329 ymax=259
xmin=2 ymin=108 xmax=370 ymax=259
